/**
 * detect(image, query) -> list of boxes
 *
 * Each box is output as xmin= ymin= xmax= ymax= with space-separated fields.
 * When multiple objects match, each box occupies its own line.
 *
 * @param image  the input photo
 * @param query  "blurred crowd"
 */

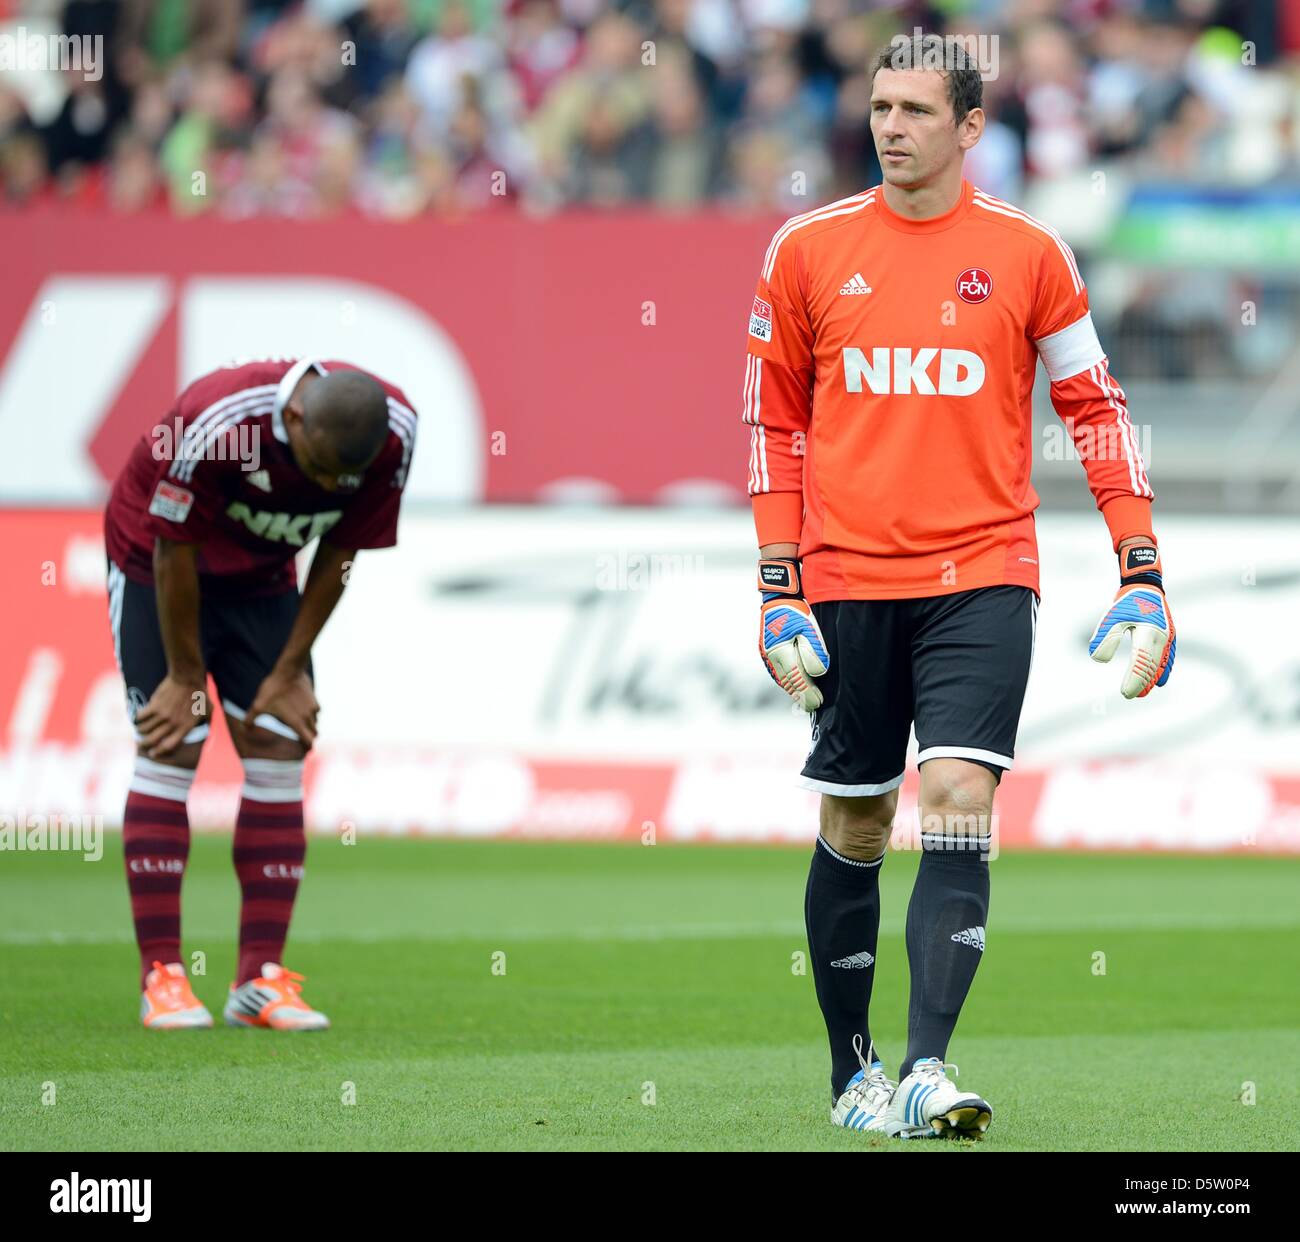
xmin=0 ymin=0 xmax=1297 ymax=217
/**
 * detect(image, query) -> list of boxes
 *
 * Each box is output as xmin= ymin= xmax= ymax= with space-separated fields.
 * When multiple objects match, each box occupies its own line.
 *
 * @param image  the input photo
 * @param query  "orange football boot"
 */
xmin=223 ymin=962 xmax=330 ymax=1030
xmin=140 ymin=961 xmax=213 ymax=1029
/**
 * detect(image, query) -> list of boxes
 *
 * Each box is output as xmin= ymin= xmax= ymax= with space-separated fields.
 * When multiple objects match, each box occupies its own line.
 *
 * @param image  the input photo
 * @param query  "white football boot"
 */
xmin=883 ymin=1057 xmax=992 ymax=1140
xmin=830 ymin=1035 xmax=896 ymax=1133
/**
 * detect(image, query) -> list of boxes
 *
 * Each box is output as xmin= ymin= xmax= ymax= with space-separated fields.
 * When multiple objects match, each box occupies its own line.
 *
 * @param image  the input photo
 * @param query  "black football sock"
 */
xmin=804 ymin=834 xmax=885 ymax=1101
xmin=900 ymin=831 xmax=990 ymax=1080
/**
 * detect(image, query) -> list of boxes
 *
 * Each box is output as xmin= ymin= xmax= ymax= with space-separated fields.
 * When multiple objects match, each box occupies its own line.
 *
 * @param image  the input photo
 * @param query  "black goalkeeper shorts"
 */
xmin=105 ymin=558 xmax=312 ymax=746
xmin=800 ymin=585 xmax=1037 ymax=796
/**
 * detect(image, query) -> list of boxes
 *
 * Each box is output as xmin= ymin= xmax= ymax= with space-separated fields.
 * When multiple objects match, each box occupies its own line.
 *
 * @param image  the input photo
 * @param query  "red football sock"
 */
xmin=233 ymin=758 xmax=306 ymax=986
xmin=123 ymin=758 xmax=196 ymax=989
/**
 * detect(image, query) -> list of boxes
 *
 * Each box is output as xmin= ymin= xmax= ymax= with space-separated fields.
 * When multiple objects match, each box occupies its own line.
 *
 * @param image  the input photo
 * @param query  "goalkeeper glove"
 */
xmin=1088 ymin=539 xmax=1176 ymax=699
xmin=758 ymin=558 xmax=829 ymax=711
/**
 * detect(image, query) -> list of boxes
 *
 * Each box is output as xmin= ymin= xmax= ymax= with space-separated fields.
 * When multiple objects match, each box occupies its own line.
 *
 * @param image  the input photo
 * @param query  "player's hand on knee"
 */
xmin=1088 ymin=539 xmax=1176 ymax=700
xmin=135 ymin=674 xmax=209 ymax=759
xmin=248 ymin=668 xmax=319 ymax=747
xmin=758 ymin=558 xmax=829 ymax=712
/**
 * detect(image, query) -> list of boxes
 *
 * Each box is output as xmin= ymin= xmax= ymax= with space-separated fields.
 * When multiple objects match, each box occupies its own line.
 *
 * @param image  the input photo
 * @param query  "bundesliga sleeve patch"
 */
xmin=148 ymin=480 xmax=195 ymax=523
xmin=749 ymin=296 xmax=773 ymax=343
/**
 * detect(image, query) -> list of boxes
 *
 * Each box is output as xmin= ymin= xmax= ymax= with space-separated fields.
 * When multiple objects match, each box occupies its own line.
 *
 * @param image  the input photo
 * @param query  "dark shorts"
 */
xmin=800 ymin=586 xmax=1037 ymax=796
xmin=106 ymin=558 xmax=312 ymax=746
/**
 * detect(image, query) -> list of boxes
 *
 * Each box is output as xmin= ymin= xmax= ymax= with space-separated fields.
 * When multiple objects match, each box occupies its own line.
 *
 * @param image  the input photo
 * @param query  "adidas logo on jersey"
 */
xmin=830 ymin=951 xmax=875 ymax=969
xmin=951 ymin=926 xmax=985 ymax=952
xmin=839 ymin=272 xmax=872 ymax=296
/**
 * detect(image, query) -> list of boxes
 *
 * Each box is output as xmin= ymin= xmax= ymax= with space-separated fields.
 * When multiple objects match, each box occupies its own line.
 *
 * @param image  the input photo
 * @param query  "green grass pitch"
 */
xmin=1 ymin=836 xmax=1296 ymax=1151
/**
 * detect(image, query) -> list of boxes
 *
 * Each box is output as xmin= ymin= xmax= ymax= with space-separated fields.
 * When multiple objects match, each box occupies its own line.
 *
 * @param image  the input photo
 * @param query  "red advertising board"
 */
xmin=0 ymin=209 xmax=779 ymax=504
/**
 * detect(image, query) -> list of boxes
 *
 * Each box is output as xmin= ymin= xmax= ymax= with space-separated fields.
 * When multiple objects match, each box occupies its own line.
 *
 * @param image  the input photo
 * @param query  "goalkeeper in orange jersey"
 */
xmin=743 ymin=34 xmax=1174 ymax=1140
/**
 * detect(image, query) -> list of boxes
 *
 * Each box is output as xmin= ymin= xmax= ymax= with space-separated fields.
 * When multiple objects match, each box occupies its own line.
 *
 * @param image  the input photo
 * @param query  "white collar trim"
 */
xmin=273 ymin=359 xmax=327 ymax=443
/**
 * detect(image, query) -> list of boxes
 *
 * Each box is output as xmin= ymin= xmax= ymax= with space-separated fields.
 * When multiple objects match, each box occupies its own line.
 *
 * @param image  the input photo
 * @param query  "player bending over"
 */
xmin=743 ymin=36 xmax=1174 ymax=1138
xmin=103 ymin=358 xmax=417 ymax=1030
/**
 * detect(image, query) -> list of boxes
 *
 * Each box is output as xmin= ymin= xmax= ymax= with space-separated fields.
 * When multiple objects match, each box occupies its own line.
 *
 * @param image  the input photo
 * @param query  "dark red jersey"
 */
xmin=104 ymin=358 xmax=417 ymax=597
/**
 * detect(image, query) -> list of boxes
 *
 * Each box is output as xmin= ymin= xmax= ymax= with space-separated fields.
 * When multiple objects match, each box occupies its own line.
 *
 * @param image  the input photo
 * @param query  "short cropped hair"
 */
xmin=870 ymin=34 xmax=984 ymax=126
xmin=303 ymin=370 xmax=390 ymax=469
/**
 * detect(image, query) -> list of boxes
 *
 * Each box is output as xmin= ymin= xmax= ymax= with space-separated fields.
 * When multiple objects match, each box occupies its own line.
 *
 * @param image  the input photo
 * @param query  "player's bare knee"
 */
xmin=227 ymin=717 xmax=307 ymax=763
xmin=919 ymin=759 xmax=995 ymax=837
xmin=134 ymin=740 xmax=203 ymax=770
xmin=238 ymin=734 xmax=307 ymax=763
xmin=820 ymin=792 xmax=896 ymax=860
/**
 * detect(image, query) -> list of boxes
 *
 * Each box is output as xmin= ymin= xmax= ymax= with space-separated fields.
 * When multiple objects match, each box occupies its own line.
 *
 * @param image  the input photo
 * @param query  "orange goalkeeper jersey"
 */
xmin=741 ymin=178 xmax=1154 ymax=601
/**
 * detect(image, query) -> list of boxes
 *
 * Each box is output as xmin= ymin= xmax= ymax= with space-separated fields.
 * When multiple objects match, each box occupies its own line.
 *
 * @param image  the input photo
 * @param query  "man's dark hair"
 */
xmin=870 ymin=34 xmax=984 ymax=126
xmin=302 ymin=370 xmax=390 ymax=470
